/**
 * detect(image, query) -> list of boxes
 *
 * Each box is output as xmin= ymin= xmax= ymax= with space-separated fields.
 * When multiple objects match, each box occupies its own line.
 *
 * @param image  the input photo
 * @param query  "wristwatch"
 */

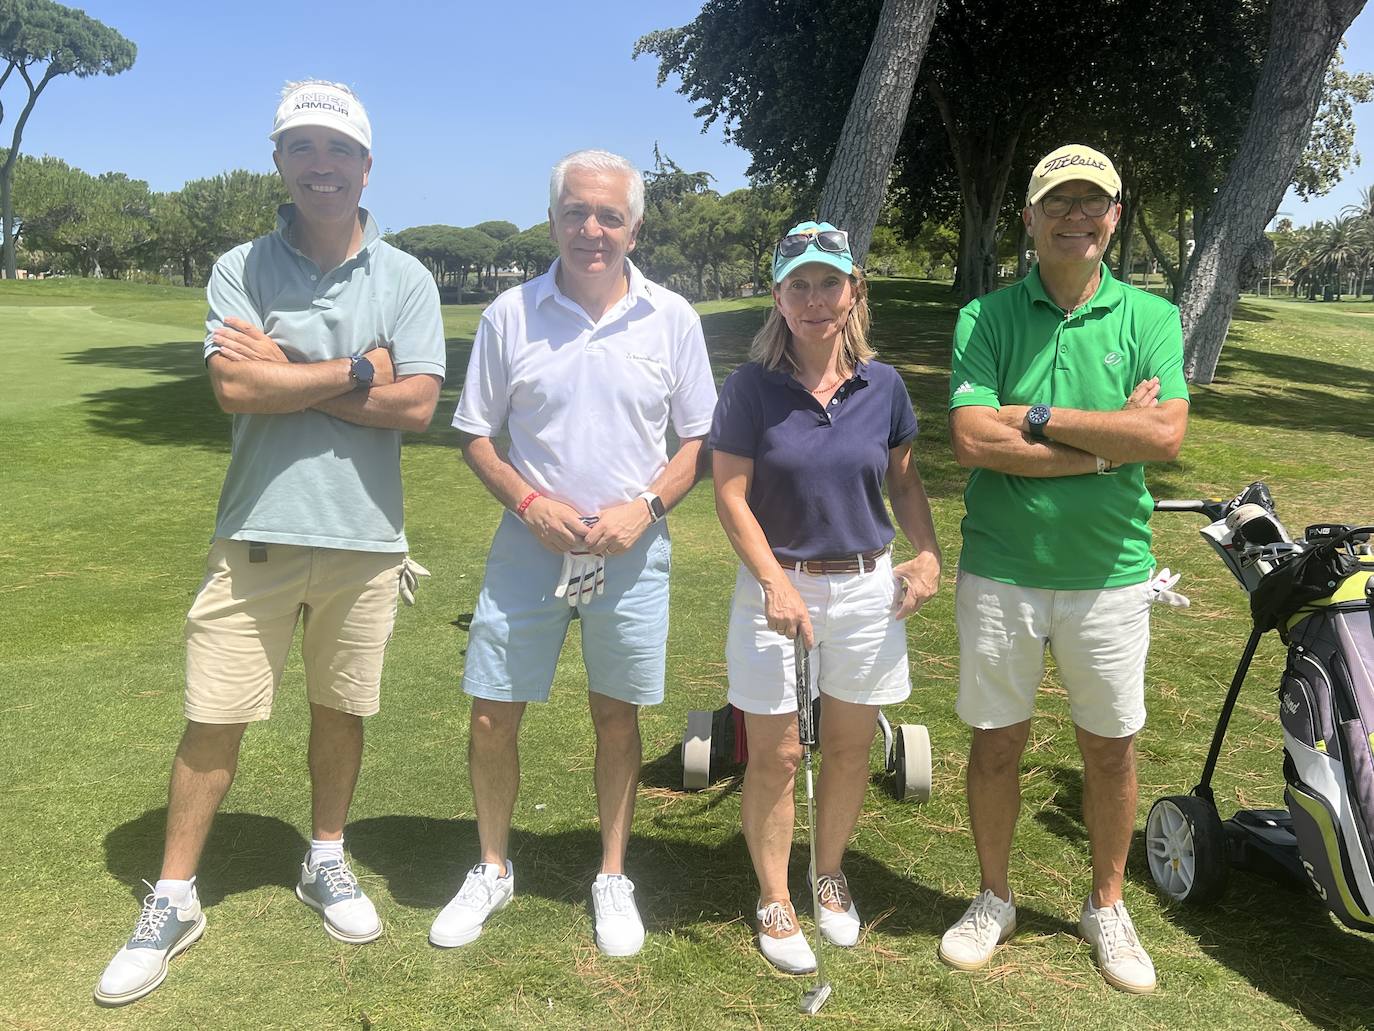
xmin=349 ymin=354 xmax=375 ymax=389
xmin=1026 ymin=404 xmax=1051 ymax=439
xmin=638 ymin=491 xmax=666 ymax=523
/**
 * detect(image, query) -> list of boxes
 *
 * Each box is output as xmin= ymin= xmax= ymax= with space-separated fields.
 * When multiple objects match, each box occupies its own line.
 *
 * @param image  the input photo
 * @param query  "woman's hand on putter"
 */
xmin=763 ymin=578 xmax=814 ymax=650
xmin=214 ymin=317 xmax=288 ymax=362
xmin=891 ymin=553 xmax=940 ymax=620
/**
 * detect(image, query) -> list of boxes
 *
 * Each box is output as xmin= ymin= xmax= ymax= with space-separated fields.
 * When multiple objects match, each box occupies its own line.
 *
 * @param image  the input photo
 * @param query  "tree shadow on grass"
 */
xmin=63 ymin=336 xmax=478 ymax=452
xmin=1198 ymin=342 xmax=1374 ymax=439
xmin=346 ymin=813 xmax=992 ymax=944
xmin=1033 ymin=767 xmax=1374 ymax=1028
xmin=103 ymin=809 xmax=307 ymax=906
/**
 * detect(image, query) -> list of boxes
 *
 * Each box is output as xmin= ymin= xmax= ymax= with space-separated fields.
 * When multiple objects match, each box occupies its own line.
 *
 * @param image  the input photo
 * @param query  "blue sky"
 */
xmin=15 ymin=0 xmax=1374 ymax=233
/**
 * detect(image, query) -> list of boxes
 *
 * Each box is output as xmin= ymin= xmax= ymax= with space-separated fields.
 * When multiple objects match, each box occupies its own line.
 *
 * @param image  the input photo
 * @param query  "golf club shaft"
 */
xmin=794 ymin=640 xmax=829 ymax=1002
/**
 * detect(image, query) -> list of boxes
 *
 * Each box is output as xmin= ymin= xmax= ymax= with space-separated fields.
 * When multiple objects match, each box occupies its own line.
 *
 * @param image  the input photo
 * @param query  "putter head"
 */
xmin=799 ymin=982 xmax=832 ymax=1015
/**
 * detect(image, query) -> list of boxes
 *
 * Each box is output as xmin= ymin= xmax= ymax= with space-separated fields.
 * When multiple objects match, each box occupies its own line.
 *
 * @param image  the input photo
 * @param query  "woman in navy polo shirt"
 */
xmin=710 ymin=220 xmax=942 ymax=974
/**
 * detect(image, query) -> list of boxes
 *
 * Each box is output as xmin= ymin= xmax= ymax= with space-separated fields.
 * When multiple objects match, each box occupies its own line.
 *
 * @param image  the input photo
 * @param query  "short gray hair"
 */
xmin=549 ymin=149 xmax=644 ymax=225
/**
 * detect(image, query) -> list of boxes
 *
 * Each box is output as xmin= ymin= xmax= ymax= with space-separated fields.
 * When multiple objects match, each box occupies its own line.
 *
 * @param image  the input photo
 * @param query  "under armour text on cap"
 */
xmin=1026 ymin=144 xmax=1121 ymax=206
xmin=270 ymin=81 xmax=372 ymax=151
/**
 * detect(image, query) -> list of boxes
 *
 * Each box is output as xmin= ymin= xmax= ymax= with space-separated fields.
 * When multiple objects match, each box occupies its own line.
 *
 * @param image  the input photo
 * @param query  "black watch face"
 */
xmin=1028 ymin=405 xmax=1050 ymax=435
xmin=352 ymin=355 xmax=375 ymax=386
xmin=650 ymin=495 xmax=666 ymax=520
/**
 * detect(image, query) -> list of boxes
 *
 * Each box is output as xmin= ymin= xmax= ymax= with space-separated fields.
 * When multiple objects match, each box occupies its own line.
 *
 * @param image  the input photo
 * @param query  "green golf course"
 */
xmin=3 ymin=277 xmax=1373 ymax=1030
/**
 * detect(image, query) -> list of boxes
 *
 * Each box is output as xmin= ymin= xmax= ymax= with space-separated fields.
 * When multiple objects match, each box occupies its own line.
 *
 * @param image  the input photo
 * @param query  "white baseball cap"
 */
xmin=270 ymin=81 xmax=371 ymax=151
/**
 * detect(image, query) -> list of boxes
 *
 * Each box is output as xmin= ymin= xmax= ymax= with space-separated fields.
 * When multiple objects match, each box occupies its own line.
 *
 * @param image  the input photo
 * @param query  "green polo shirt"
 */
xmin=203 ymin=205 xmax=446 ymax=552
xmin=949 ymin=264 xmax=1188 ymax=589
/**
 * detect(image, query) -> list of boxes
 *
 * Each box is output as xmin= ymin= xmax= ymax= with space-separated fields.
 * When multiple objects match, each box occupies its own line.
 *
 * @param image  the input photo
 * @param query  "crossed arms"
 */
xmin=949 ymin=377 xmax=1188 ymax=477
xmin=209 ymin=317 xmax=441 ymax=432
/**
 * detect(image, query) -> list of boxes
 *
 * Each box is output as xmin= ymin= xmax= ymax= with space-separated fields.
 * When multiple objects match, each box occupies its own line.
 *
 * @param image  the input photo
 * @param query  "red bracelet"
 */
xmin=515 ymin=491 xmax=541 ymax=517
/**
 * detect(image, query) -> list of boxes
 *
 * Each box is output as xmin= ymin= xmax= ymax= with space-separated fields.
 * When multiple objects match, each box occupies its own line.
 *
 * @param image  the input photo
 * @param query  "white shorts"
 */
xmin=725 ymin=554 xmax=911 ymax=716
xmin=955 ymin=569 xmax=1152 ymax=738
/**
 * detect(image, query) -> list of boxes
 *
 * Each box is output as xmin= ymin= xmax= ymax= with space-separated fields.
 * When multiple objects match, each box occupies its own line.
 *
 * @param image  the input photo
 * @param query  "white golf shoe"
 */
xmin=591 ymin=873 xmax=645 ymax=957
xmin=938 ymin=889 xmax=1017 ymax=970
xmin=813 ymin=872 xmax=861 ymax=947
xmin=756 ymin=898 xmax=816 ymax=974
xmin=1079 ymin=896 xmax=1156 ymax=994
xmin=94 ymin=880 xmax=206 ymax=1006
xmin=429 ymin=861 xmax=514 ymax=947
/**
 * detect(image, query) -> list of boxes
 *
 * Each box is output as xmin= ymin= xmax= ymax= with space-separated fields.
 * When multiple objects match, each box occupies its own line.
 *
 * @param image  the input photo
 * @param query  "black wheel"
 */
xmin=1145 ymin=795 xmax=1230 ymax=904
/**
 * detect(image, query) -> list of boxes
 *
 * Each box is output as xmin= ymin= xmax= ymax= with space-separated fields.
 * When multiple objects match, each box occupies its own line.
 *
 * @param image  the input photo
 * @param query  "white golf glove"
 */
xmin=554 ymin=550 xmax=605 ymax=607
xmin=1147 ymin=567 xmax=1189 ymax=609
xmin=399 ymin=557 xmax=431 ymax=606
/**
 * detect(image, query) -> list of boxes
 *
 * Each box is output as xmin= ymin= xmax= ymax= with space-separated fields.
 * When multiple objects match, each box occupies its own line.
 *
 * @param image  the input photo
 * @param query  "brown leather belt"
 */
xmin=785 ymin=546 xmax=889 ymax=576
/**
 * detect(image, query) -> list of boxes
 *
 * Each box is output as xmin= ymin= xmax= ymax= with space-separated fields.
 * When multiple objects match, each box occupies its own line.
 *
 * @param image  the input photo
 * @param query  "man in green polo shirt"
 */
xmin=938 ymin=145 xmax=1189 ymax=994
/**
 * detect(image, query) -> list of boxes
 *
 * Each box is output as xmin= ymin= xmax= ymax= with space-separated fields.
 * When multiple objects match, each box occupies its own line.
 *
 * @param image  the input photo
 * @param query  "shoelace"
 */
xmin=958 ymin=892 xmax=1007 ymax=939
xmin=318 ymin=861 xmax=360 ymax=899
xmin=1094 ymin=903 xmax=1147 ymax=962
xmin=596 ymin=878 xmax=634 ymax=915
xmin=758 ymin=901 xmax=797 ymax=934
xmin=816 ymin=875 xmax=850 ymax=911
xmin=454 ymin=866 xmax=501 ymax=909
xmin=130 ymin=882 xmax=173 ymax=943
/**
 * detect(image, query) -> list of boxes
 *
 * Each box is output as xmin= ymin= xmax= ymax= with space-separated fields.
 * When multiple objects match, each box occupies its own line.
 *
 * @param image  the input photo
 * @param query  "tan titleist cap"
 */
xmin=1026 ymin=144 xmax=1121 ymax=206
xmin=270 ymin=81 xmax=372 ymax=151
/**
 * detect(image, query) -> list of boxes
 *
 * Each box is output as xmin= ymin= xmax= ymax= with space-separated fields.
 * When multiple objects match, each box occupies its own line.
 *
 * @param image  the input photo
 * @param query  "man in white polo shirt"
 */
xmin=433 ymin=148 xmax=716 ymax=957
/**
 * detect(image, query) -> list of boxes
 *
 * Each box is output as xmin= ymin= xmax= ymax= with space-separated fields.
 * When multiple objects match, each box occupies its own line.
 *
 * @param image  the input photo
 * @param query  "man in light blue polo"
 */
xmin=95 ymin=80 xmax=445 ymax=1007
xmin=432 ymin=149 xmax=717 ymax=957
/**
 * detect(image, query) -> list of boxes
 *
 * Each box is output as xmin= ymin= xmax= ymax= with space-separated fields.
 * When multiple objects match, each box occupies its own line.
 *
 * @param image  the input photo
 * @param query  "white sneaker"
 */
xmin=295 ymin=855 xmax=382 ymax=944
xmin=94 ymin=880 xmax=206 ymax=1006
xmin=813 ymin=872 xmax=861 ymax=947
xmin=429 ymin=861 xmax=514 ymax=948
xmin=1079 ymin=896 xmax=1157 ymax=994
xmin=938 ymin=889 xmax=1016 ymax=970
xmin=756 ymin=898 xmax=816 ymax=974
xmin=592 ymin=874 xmax=645 ymax=957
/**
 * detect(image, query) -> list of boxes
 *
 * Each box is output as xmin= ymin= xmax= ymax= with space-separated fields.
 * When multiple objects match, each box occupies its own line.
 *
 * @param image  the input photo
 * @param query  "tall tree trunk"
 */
xmin=1175 ymin=200 xmax=1187 ymax=303
xmin=1179 ymin=0 xmax=1367 ymax=383
xmin=1016 ymin=223 xmax=1030 ymax=280
xmin=816 ymin=0 xmax=938 ymax=262
xmin=1137 ymin=210 xmax=1178 ymax=296
xmin=2 ymin=65 xmax=58 ymax=279
xmin=1116 ymin=190 xmax=1135 ymax=284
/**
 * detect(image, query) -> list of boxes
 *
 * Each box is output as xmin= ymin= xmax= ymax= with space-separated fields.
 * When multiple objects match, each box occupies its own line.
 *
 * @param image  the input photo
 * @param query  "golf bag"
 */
xmin=1271 ymin=529 xmax=1374 ymax=931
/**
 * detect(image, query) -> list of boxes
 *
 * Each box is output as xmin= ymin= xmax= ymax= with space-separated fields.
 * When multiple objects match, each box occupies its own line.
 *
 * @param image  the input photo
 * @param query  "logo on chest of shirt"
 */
xmin=1103 ymin=351 xmax=1123 ymax=367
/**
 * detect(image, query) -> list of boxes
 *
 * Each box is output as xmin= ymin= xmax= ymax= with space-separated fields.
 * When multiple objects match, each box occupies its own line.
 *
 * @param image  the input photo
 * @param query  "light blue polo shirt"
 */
xmin=204 ymin=205 xmax=446 ymax=552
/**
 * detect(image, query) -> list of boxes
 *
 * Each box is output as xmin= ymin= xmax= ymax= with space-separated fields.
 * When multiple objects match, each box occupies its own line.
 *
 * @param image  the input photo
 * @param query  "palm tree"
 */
xmin=1342 ymin=185 xmax=1374 ymax=298
xmin=1319 ymin=216 xmax=1361 ymax=300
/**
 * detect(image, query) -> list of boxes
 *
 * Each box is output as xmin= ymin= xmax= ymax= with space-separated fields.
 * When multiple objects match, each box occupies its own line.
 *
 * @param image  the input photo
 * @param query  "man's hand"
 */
xmin=891 ymin=552 xmax=941 ymax=620
xmin=213 ymin=317 xmax=288 ymax=362
xmin=1124 ymin=377 xmax=1160 ymax=409
xmin=582 ymin=499 xmax=652 ymax=556
xmin=522 ymin=495 xmax=592 ymax=553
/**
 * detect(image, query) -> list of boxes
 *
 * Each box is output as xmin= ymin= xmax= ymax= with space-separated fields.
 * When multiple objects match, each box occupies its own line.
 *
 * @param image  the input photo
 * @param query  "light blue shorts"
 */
xmin=461 ymin=512 xmax=671 ymax=705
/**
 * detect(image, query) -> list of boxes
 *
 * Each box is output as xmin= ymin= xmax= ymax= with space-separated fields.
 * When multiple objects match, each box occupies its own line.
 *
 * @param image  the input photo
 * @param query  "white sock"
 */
xmin=309 ymin=838 xmax=345 ymax=868
xmin=154 ymin=878 xmax=195 ymax=906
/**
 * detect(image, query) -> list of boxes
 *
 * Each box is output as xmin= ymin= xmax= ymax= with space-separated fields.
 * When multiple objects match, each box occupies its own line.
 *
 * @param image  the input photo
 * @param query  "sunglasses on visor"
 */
xmin=775 ymin=228 xmax=851 ymax=261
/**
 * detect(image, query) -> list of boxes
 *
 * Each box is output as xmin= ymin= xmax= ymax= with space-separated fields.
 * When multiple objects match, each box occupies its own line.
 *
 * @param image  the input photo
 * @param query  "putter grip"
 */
xmin=795 ymin=642 xmax=817 ymax=746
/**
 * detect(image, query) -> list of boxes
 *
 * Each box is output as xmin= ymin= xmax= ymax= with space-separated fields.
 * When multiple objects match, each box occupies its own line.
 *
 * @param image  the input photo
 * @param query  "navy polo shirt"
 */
xmin=710 ymin=360 xmax=918 ymax=563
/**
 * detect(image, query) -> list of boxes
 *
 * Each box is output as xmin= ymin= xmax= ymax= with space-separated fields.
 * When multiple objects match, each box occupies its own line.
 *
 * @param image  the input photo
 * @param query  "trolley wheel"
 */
xmin=894 ymin=724 xmax=931 ymax=803
xmin=681 ymin=709 xmax=713 ymax=791
xmin=1145 ymin=794 xmax=1230 ymax=904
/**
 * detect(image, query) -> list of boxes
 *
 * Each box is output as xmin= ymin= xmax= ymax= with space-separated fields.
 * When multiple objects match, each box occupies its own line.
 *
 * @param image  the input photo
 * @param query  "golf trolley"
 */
xmin=680 ymin=700 xmax=932 ymax=803
xmin=1144 ymin=482 xmax=1374 ymax=930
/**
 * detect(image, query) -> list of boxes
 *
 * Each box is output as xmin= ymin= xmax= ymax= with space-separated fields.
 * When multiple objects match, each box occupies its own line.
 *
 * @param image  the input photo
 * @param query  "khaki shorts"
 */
xmin=184 ymin=539 xmax=405 ymax=724
xmin=955 ymin=569 xmax=1152 ymax=738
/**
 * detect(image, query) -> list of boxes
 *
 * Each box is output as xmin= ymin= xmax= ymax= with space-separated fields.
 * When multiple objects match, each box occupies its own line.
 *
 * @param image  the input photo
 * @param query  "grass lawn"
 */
xmin=2 ymin=276 xmax=1374 ymax=1030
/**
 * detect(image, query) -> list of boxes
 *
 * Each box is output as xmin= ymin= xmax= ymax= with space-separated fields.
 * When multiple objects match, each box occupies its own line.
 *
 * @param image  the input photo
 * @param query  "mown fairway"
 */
xmin=2 ymin=279 xmax=1373 ymax=1030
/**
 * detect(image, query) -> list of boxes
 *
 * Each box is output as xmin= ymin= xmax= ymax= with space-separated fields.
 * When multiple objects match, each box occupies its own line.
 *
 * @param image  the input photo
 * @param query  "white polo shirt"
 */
xmin=453 ymin=259 xmax=718 ymax=515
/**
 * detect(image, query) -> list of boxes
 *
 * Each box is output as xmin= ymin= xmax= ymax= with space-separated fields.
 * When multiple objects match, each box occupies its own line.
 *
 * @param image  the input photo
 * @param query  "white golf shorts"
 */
xmin=955 ymin=569 xmax=1152 ymax=738
xmin=725 ymin=553 xmax=911 ymax=716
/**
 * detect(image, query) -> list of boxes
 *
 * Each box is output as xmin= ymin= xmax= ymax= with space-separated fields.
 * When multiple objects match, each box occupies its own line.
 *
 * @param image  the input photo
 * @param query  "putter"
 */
xmin=794 ymin=638 xmax=832 ymax=1015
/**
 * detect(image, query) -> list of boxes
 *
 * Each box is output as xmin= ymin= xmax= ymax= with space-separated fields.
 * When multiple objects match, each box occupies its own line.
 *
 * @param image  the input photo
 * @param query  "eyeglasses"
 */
xmin=775 ymin=228 xmax=850 ymax=262
xmin=1039 ymin=193 xmax=1115 ymax=218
